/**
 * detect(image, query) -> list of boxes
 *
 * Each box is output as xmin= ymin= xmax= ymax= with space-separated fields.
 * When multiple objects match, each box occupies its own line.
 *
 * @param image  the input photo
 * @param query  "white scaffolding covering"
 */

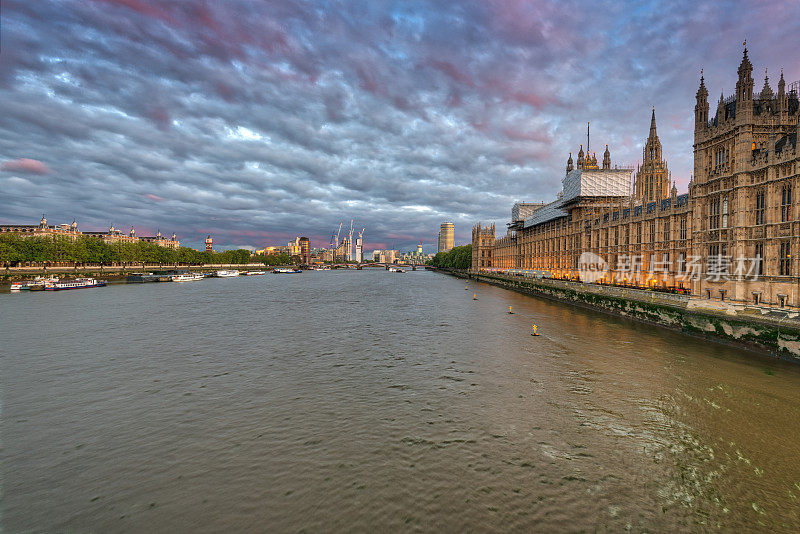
xmin=523 ymin=200 xmax=568 ymax=227
xmin=561 ymin=169 xmax=632 ymax=203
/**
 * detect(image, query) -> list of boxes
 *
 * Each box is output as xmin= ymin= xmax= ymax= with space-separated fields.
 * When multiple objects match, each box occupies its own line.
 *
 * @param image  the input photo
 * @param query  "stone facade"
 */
xmin=472 ymin=47 xmax=800 ymax=309
xmin=1 ymin=217 xmax=180 ymax=248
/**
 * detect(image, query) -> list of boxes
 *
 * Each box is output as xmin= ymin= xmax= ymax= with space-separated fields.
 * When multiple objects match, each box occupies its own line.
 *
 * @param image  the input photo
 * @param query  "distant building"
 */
xmin=438 ymin=222 xmax=454 ymax=253
xmin=1 ymin=215 xmax=81 ymax=239
xmin=299 ymin=236 xmax=310 ymax=265
xmin=373 ymin=249 xmax=398 ymax=263
xmin=287 ymin=237 xmax=301 ymax=256
xmin=1 ymin=216 xmax=179 ymax=248
xmin=205 ymin=235 xmax=213 ymax=253
xmin=141 ymin=230 xmax=179 ymax=249
xmin=265 ymin=245 xmax=291 ymax=255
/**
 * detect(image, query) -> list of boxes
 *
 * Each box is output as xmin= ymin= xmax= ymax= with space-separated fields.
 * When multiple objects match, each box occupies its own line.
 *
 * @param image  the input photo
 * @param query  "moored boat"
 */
xmin=215 ymin=270 xmax=240 ymax=277
xmin=171 ymin=273 xmax=203 ymax=282
xmin=126 ymin=272 xmax=160 ymax=283
xmin=11 ymin=276 xmax=59 ymax=291
xmin=44 ymin=278 xmax=106 ymax=291
xmin=242 ymin=270 xmax=266 ymax=275
xmin=272 ymin=268 xmax=302 ymax=274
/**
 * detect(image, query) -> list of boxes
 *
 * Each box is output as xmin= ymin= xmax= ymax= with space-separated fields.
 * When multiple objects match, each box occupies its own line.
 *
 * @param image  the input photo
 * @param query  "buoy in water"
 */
xmin=531 ymin=324 xmax=540 ymax=336
xmin=473 ymin=293 xmax=477 ymax=300
xmin=508 ymin=306 xmax=514 ymax=314
xmin=465 ymin=285 xmax=469 ymax=290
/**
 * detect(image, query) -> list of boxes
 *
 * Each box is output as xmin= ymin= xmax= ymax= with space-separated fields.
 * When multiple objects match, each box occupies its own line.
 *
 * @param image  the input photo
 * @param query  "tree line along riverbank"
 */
xmin=0 ymin=234 xmax=295 ymax=268
xmin=428 ymin=245 xmax=471 ymax=270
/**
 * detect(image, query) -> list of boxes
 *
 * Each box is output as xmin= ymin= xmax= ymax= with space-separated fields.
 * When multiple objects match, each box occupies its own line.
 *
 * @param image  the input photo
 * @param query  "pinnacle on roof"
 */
xmin=761 ymin=68 xmax=774 ymax=99
xmin=696 ymin=69 xmax=708 ymax=99
xmin=738 ymin=43 xmax=753 ymax=78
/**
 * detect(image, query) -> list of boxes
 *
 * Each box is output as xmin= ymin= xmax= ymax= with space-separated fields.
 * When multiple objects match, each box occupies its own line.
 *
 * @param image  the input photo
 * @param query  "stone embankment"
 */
xmin=441 ymin=269 xmax=800 ymax=361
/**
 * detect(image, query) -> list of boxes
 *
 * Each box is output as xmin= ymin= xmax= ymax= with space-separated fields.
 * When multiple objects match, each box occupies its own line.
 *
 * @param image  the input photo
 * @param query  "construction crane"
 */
xmin=331 ymin=222 xmax=342 ymax=249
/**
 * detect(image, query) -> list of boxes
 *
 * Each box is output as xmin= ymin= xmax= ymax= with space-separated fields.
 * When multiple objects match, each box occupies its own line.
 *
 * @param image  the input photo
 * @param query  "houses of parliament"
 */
xmin=472 ymin=46 xmax=800 ymax=308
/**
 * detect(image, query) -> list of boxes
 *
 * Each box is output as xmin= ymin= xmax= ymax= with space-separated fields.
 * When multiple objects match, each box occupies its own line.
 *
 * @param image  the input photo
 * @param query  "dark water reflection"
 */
xmin=2 ymin=270 xmax=800 ymax=532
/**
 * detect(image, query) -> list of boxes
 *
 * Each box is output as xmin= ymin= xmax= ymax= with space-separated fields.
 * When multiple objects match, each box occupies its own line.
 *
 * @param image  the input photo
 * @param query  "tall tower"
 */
xmin=634 ymin=108 xmax=670 ymax=203
xmin=299 ymin=236 xmax=310 ymax=266
xmin=205 ymin=235 xmax=213 ymax=253
xmin=355 ymin=229 xmax=364 ymax=263
xmin=438 ymin=222 xmax=455 ymax=252
xmin=341 ymin=235 xmax=351 ymax=261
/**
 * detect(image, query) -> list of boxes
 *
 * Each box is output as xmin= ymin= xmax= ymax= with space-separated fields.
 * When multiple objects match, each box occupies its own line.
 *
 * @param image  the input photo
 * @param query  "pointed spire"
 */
xmin=737 ymin=42 xmax=753 ymax=83
xmin=761 ymin=68 xmax=773 ymax=99
xmin=696 ymin=68 xmax=708 ymax=100
xmin=649 ymin=107 xmax=657 ymax=136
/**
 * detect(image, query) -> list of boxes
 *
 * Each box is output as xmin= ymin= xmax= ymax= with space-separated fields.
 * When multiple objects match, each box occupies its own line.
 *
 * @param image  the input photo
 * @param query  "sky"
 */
xmin=1 ymin=1 xmax=798 ymax=251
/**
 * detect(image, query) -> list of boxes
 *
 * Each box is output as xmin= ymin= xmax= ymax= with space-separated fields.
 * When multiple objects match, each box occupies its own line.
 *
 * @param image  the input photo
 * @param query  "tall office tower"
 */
xmin=299 ymin=236 xmax=310 ymax=265
xmin=438 ymin=222 xmax=454 ymax=252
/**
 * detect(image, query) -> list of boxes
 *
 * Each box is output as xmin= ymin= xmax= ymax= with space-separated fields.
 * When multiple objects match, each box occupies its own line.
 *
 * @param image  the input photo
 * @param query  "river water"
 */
xmin=2 ymin=270 xmax=800 ymax=532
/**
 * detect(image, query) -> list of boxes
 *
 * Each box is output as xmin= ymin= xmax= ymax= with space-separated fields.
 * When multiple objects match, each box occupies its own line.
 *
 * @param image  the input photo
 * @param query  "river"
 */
xmin=2 ymin=269 xmax=800 ymax=532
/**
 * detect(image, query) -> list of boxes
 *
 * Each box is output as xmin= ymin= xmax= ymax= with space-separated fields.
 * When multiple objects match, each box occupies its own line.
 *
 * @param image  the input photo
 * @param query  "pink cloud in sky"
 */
xmin=0 ymin=158 xmax=50 ymax=174
xmin=144 ymin=193 xmax=164 ymax=202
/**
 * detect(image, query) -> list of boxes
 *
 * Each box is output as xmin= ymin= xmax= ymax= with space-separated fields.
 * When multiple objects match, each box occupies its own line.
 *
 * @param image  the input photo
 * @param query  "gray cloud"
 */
xmin=0 ymin=0 xmax=798 ymax=249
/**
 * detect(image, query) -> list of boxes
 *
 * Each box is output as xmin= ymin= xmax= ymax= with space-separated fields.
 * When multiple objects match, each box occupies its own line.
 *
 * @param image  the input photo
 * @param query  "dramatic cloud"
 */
xmin=1 ymin=158 xmax=51 ymax=174
xmin=0 ymin=0 xmax=798 ymax=250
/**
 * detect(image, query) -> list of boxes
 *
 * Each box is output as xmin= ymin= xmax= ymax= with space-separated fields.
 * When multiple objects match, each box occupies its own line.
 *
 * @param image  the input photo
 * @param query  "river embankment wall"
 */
xmin=439 ymin=268 xmax=800 ymax=361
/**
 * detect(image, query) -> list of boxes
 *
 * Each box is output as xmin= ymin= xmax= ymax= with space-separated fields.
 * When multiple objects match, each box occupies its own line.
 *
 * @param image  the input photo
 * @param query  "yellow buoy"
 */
xmin=465 ymin=285 xmax=468 ymax=290
xmin=508 ymin=306 xmax=514 ymax=314
xmin=473 ymin=293 xmax=477 ymax=300
xmin=531 ymin=324 xmax=540 ymax=336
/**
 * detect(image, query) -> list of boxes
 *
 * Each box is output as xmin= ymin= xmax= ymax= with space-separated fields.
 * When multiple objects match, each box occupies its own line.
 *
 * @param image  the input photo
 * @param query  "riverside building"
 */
xmin=473 ymin=47 xmax=799 ymax=309
xmin=1 ymin=216 xmax=180 ymax=248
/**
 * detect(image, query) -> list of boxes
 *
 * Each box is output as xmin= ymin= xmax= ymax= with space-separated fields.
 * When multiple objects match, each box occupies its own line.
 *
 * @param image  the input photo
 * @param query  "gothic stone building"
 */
xmin=473 ymin=47 xmax=800 ymax=308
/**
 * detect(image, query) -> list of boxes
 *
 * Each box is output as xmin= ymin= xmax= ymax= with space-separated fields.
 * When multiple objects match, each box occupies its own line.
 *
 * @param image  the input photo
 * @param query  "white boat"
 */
xmin=388 ymin=267 xmax=405 ymax=273
xmin=171 ymin=273 xmax=203 ymax=282
xmin=44 ymin=278 xmax=106 ymax=291
xmin=273 ymin=268 xmax=302 ymax=274
xmin=215 ymin=270 xmax=240 ymax=277
xmin=10 ymin=276 xmax=59 ymax=291
xmin=242 ymin=270 xmax=266 ymax=275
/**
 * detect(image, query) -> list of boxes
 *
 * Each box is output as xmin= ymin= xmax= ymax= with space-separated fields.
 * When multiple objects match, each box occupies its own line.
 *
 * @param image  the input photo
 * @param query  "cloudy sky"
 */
xmin=1 ymin=1 xmax=798 ymax=250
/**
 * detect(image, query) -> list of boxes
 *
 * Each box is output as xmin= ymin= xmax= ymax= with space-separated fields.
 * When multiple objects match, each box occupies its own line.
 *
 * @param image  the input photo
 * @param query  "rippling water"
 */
xmin=2 ymin=270 xmax=800 ymax=532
